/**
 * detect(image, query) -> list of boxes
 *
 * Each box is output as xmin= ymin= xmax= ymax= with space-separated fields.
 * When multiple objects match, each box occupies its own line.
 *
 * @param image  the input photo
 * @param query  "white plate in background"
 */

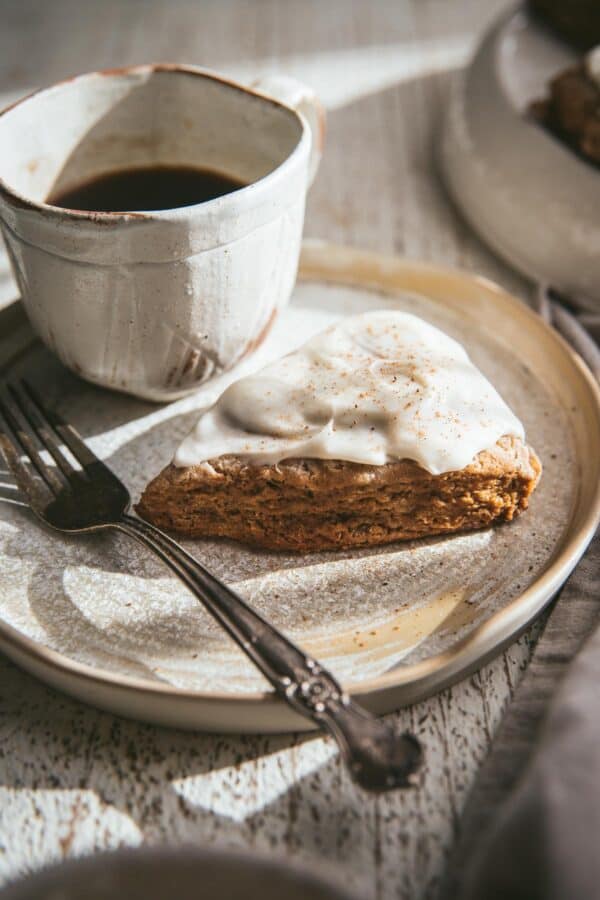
xmin=441 ymin=6 xmax=600 ymax=309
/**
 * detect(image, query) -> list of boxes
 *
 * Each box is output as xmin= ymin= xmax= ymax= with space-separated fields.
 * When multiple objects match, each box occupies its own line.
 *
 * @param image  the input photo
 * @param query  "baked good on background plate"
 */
xmin=137 ymin=312 xmax=541 ymax=551
xmin=530 ymin=46 xmax=600 ymax=168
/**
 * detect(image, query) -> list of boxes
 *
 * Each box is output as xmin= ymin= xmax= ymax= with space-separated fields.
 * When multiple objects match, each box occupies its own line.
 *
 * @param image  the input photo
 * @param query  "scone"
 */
xmin=137 ymin=436 xmax=540 ymax=551
xmin=530 ymin=48 xmax=600 ymax=168
xmin=138 ymin=311 xmax=541 ymax=551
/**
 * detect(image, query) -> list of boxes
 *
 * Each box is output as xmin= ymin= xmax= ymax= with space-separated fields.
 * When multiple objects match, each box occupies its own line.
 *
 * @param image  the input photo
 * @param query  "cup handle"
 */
xmin=251 ymin=74 xmax=325 ymax=186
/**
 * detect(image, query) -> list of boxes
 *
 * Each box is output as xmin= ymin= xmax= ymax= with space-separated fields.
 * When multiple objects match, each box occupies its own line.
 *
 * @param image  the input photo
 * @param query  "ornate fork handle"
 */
xmin=117 ymin=513 xmax=422 ymax=791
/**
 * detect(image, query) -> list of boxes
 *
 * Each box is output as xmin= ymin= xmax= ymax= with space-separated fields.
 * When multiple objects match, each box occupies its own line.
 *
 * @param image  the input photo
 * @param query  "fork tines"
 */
xmin=0 ymin=380 xmax=96 ymax=497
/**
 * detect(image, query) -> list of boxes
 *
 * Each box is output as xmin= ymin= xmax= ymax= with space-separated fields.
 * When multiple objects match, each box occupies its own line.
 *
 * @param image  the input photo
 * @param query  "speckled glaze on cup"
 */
xmin=0 ymin=64 xmax=323 ymax=400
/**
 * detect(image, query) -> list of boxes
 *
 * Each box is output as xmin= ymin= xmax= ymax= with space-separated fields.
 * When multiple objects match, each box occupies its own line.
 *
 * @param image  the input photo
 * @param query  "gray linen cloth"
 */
xmin=458 ymin=287 xmax=600 ymax=900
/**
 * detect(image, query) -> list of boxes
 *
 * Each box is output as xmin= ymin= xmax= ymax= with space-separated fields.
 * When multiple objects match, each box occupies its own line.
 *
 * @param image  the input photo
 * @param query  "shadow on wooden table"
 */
xmin=0 ymin=653 xmax=402 ymax=900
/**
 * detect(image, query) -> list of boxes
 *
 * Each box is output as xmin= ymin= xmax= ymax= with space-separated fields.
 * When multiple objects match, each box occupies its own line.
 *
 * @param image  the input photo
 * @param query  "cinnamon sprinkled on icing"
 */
xmin=174 ymin=311 xmax=525 ymax=474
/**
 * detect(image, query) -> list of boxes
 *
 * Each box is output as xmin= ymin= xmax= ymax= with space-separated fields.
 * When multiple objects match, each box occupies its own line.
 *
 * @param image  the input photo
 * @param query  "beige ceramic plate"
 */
xmin=0 ymin=241 xmax=599 ymax=733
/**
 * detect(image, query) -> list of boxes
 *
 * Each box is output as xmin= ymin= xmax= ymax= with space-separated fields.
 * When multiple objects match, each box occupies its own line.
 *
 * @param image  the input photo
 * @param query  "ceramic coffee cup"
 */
xmin=0 ymin=64 xmax=324 ymax=400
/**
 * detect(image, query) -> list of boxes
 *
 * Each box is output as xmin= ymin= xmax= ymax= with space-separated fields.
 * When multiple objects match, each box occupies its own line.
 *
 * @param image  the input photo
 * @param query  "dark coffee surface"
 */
xmin=48 ymin=165 xmax=246 ymax=212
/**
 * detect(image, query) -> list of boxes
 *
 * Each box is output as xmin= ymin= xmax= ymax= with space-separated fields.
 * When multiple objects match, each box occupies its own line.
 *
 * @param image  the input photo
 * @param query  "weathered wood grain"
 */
xmin=0 ymin=2 xmax=555 ymax=899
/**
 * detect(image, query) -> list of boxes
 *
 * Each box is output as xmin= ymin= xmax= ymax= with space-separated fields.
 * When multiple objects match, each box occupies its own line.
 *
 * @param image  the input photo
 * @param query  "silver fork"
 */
xmin=0 ymin=380 xmax=423 ymax=792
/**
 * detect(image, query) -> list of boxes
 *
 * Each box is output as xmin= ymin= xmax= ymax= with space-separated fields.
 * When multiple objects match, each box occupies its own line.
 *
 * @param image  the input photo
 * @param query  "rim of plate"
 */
xmin=1 ymin=240 xmax=599 ymax=721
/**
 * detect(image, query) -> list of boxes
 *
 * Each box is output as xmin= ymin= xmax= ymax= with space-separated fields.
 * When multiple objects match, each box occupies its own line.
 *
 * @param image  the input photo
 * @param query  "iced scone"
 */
xmin=137 ymin=311 xmax=541 ymax=551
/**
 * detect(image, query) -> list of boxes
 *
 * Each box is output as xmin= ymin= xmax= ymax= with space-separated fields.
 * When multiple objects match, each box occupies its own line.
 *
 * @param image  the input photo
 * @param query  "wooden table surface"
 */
xmin=0 ymin=2 xmax=542 ymax=898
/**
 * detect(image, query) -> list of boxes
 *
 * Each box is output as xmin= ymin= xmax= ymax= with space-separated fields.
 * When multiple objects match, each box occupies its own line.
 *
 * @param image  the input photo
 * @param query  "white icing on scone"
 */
xmin=175 ymin=311 xmax=525 ymax=475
